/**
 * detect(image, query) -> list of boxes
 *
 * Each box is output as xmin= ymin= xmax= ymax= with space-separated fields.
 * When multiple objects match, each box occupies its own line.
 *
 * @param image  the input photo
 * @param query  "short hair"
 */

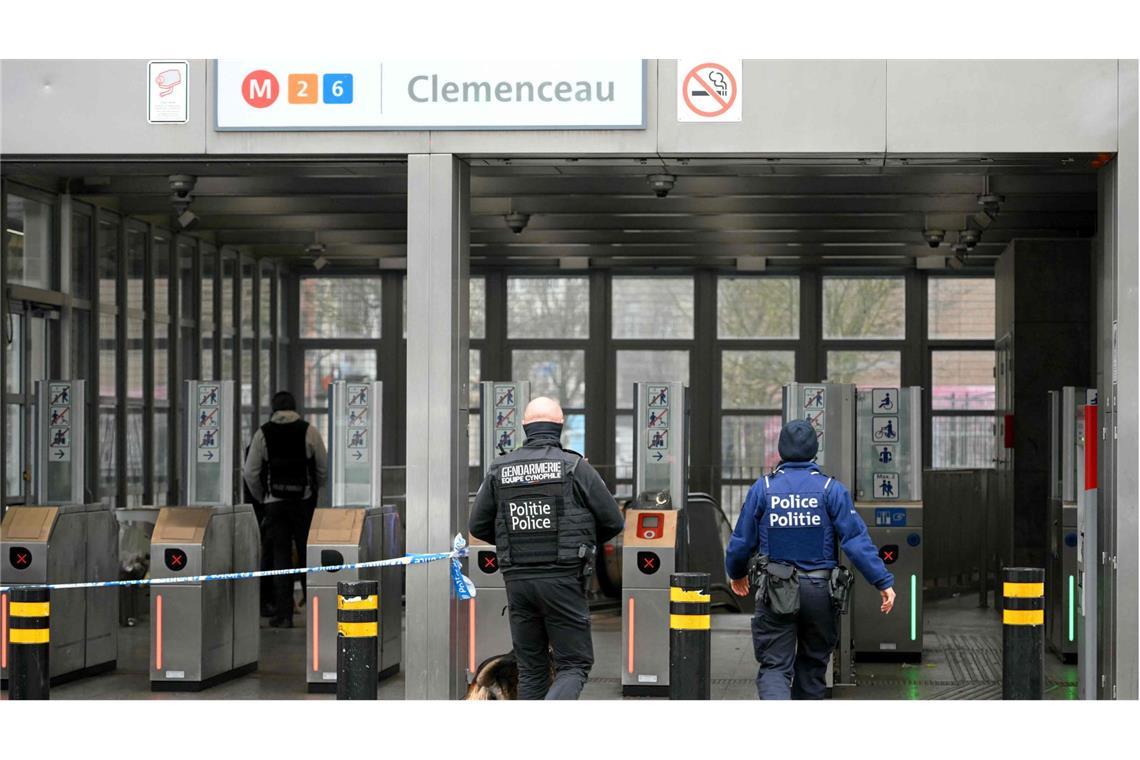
xmin=271 ymin=391 xmax=297 ymax=412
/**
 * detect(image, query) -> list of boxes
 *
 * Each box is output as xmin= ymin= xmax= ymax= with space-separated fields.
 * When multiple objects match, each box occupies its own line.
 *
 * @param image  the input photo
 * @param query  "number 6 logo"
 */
xmin=322 ymin=74 xmax=353 ymax=104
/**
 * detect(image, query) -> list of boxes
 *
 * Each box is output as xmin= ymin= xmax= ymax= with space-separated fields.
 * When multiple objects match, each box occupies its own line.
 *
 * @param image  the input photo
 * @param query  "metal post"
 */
xmin=1002 ymin=567 xmax=1044 ymax=700
xmin=8 ymin=586 xmax=51 ymax=700
xmin=336 ymin=580 xmax=378 ymax=700
xmin=669 ymin=572 xmax=711 ymax=700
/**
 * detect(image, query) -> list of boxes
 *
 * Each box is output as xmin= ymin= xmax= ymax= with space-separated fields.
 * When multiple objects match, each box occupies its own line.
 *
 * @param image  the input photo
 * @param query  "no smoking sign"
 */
xmin=677 ymin=60 xmax=742 ymax=122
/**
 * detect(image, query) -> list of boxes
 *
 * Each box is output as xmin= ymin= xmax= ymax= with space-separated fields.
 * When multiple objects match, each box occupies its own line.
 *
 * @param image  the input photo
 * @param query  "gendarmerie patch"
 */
xmin=500 ymin=460 xmax=563 ymax=485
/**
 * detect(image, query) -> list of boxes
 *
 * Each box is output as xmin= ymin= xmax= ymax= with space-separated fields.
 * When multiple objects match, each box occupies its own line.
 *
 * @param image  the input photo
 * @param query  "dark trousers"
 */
xmin=262 ymin=500 xmax=307 ymax=618
xmin=504 ymin=575 xmax=594 ymax=700
xmin=751 ymin=575 xmax=839 ymax=700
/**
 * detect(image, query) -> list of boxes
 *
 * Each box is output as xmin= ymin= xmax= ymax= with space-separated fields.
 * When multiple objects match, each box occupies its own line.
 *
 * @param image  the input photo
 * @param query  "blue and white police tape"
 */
xmin=0 ymin=533 xmax=478 ymax=600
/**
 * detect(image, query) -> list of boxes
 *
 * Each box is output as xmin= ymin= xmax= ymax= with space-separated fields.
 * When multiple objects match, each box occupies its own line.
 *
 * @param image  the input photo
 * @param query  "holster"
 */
xmin=577 ymin=544 xmax=596 ymax=590
xmin=750 ymin=555 xmax=800 ymax=617
xmin=829 ymin=565 xmax=855 ymax=615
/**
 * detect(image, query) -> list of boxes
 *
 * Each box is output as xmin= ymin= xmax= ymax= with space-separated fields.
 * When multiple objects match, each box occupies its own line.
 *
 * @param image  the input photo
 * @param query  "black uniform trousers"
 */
xmin=504 ymin=574 xmax=594 ymax=700
xmin=751 ymin=575 xmax=839 ymax=700
xmin=262 ymin=500 xmax=310 ymax=618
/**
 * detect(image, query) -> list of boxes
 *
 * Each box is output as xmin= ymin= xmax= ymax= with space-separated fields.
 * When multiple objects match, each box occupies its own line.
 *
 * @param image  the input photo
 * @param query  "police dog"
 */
xmin=463 ymin=651 xmax=557 ymax=700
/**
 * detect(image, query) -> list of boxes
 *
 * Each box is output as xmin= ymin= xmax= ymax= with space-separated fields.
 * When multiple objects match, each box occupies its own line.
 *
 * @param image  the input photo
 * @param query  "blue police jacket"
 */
xmin=725 ymin=460 xmax=895 ymax=591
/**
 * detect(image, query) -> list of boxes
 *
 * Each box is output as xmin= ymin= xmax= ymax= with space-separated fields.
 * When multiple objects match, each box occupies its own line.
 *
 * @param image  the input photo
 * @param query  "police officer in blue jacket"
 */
xmin=725 ymin=419 xmax=896 ymax=699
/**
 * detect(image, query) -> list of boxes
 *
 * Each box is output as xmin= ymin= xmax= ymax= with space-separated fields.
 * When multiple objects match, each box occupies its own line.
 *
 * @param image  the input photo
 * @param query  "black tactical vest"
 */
xmin=490 ymin=439 xmax=596 ymax=571
xmin=261 ymin=419 xmax=310 ymax=499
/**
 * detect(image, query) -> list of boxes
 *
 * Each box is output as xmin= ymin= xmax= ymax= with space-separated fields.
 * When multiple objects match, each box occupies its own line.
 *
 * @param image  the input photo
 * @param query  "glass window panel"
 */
xmin=241 ymin=260 xmax=254 ymax=332
xmin=99 ymin=408 xmax=117 ymax=504
xmin=721 ymin=415 xmax=782 ymax=476
xmin=241 ymin=340 xmax=254 ymax=407
xmin=260 ymin=271 xmax=273 ymax=337
xmin=127 ymin=409 xmax=144 ymax=489
xmin=615 ymin=412 xmax=633 ymax=480
xmin=717 ymin=277 xmax=799 ymax=339
xmin=221 ymin=256 xmax=235 ymax=330
xmin=469 ymin=349 xmax=481 ymax=408
xmin=178 ymin=242 xmax=195 ymax=321
xmin=303 ymin=349 xmax=377 ymax=408
xmin=200 ymin=249 xmax=215 ymax=326
xmin=5 ymin=404 xmax=23 ymax=497
xmin=153 ymin=233 xmax=170 ymax=322
xmin=721 ymin=484 xmax=757 ymax=529
xmin=201 ymin=335 xmax=214 ymax=381
xmin=822 ymin=277 xmax=905 ymax=340
xmin=153 ymin=410 xmax=170 ymax=505
xmin=5 ymin=194 xmax=52 ymax=288
xmin=928 ymin=277 xmax=995 ymax=340
xmin=563 ymin=413 xmax=586 ymax=455
xmin=4 ymin=313 xmax=20 ymax=393
xmin=469 ymin=412 xmax=481 ymax=468
xmin=932 ymin=350 xmax=995 ymax=411
xmin=470 ymin=277 xmax=486 ymax=340
xmin=511 ymin=350 xmax=585 ymax=408
xmin=154 ymin=333 xmax=169 ymax=402
xmin=612 ymin=277 xmax=693 ymax=339
xmin=932 ymin=416 xmax=995 ymax=469
xmin=222 ymin=336 xmax=234 ymax=381
xmin=615 ymin=350 xmax=689 ymax=408
xmin=507 ymin=277 xmax=589 ymax=339
xmin=127 ymin=318 xmax=144 ymax=399
xmin=721 ymin=350 xmax=795 ymax=409
xmin=99 ymin=312 xmax=117 ymax=399
xmin=260 ymin=347 xmax=272 ymax=408
xmin=72 ymin=310 xmax=92 ymax=385
xmin=125 ymin=227 xmax=146 ymax=312
xmin=180 ymin=325 xmax=196 ymax=382
xmin=242 ymin=412 xmax=253 ymax=449
xmin=299 ymin=277 xmax=383 ymax=338
xmin=71 ymin=212 xmax=92 ymax=299
xmin=309 ymin=413 xmax=329 ymax=449
xmin=97 ymin=217 xmax=118 ymax=307
xmin=826 ymin=350 xmax=901 ymax=389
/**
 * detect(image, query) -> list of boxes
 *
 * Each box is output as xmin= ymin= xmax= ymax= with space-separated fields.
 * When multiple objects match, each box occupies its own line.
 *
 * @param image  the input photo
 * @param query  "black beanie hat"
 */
xmin=778 ymin=419 xmax=819 ymax=462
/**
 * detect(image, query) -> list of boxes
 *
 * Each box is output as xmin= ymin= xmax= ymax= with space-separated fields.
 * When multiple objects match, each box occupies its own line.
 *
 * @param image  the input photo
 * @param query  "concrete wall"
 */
xmin=0 ymin=59 xmax=1123 ymax=156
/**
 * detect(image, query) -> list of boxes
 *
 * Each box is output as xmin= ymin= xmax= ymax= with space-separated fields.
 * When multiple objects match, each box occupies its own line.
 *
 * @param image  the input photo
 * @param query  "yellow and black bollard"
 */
xmin=1002 ymin=567 xmax=1044 ymax=700
xmin=8 ymin=586 xmax=51 ymax=700
xmin=669 ymin=572 xmax=711 ymax=700
xmin=336 ymin=580 xmax=378 ymax=700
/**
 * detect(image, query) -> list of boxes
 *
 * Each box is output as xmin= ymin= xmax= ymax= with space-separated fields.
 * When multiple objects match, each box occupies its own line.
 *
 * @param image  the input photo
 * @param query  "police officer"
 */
xmin=243 ymin=391 xmax=328 ymax=628
xmin=725 ymin=419 xmax=896 ymax=699
xmin=469 ymin=396 xmax=625 ymax=700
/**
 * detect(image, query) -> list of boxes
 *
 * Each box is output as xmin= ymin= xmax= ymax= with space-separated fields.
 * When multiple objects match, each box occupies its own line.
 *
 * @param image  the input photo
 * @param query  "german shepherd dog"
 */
xmin=463 ymin=651 xmax=556 ymax=700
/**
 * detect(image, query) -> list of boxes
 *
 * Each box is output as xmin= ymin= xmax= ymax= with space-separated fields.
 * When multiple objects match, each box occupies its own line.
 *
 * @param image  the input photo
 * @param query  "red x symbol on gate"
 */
xmin=170 ymin=554 xmax=183 ymax=566
xmin=882 ymin=550 xmax=895 ymax=561
xmin=15 ymin=553 xmax=29 ymax=567
xmin=482 ymin=555 xmax=497 ymax=571
xmin=641 ymin=556 xmax=657 ymax=570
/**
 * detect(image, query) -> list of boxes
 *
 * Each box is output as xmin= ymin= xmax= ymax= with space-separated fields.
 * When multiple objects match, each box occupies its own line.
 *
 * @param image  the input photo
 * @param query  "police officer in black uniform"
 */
xmin=725 ymin=419 xmax=896 ymax=699
xmin=469 ymin=396 xmax=625 ymax=700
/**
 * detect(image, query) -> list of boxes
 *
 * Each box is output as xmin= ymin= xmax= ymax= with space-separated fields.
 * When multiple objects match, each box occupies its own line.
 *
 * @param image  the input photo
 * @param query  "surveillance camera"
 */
xmin=168 ymin=174 xmax=196 ymax=198
xmin=959 ymin=228 xmax=981 ymax=248
xmin=977 ymin=193 xmax=1004 ymax=216
xmin=505 ymin=212 xmax=530 ymax=234
xmin=923 ymin=229 xmax=945 ymax=248
xmin=646 ymin=173 xmax=676 ymax=198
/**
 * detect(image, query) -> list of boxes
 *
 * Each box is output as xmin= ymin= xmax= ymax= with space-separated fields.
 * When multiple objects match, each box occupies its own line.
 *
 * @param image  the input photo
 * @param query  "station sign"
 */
xmin=215 ymin=60 xmax=646 ymax=131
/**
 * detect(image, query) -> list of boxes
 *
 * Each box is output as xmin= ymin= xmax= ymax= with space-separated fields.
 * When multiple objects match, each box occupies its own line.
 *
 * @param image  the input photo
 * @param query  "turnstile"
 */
xmin=148 ymin=504 xmax=259 ymax=689
xmin=782 ymin=382 xmax=856 ymax=686
xmin=1047 ymin=387 xmax=1085 ymax=662
xmin=852 ymin=386 xmax=923 ymax=659
xmin=149 ymin=380 xmax=259 ymax=690
xmin=1 ymin=503 xmax=118 ymax=685
xmin=306 ymin=504 xmax=402 ymax=690
xmin=466 ymin=380 xmax=530 ymax=679
xmin=306 ymin=380 xmax=401 ymax=690
xmin=1 ymin=379 xmax=118 ymax=687
xmin=620 ymin=380 xmax=687 ymax=696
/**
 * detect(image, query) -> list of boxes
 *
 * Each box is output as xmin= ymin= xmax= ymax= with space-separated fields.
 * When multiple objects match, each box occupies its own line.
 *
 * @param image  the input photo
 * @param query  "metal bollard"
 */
xmin=1002 ymin=567 xmax=1044 ymax=699
xmin=669 ymin=572 xmax=711 ymax=700
xmin=8 ymin=586 xmax=51 ymax=700
xmin=336 ymin=580 xmax=378 ymax=700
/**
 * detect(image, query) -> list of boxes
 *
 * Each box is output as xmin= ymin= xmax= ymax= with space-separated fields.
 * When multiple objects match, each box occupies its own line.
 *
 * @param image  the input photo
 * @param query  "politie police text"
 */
xmin=508 ymin=499 xmax=556 ymax=532
xmin=768 ymin=494 xmax=823 ymax=527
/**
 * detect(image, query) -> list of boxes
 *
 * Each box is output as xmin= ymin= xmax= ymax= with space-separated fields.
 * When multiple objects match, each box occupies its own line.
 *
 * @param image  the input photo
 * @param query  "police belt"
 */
xmin=798 ymin=568 xmax=833 ymax=579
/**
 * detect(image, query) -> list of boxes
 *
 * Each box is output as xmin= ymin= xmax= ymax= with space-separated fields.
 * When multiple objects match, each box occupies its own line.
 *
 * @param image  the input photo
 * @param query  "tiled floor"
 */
xmin=4 ymin=593 xmax=1077 ymax=700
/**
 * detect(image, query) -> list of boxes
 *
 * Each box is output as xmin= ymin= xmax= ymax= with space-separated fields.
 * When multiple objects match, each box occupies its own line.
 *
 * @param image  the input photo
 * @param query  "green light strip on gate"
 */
xmin=910 ymin=575 xmax=917 ymax=641
xmin=1068 ymin=574 xmax=1075 ymax=642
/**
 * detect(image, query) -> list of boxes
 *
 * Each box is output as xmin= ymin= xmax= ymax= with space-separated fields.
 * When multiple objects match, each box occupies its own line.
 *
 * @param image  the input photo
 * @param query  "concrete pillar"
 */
xmin=404 ymin=154 xmax=471 ymax=700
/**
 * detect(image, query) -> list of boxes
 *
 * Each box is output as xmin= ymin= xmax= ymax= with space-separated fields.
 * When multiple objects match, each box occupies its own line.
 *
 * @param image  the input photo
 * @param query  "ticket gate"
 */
xmin=150 ymin=380 xmax=259 ymax=690
xmin=620 ymin=380 xmax=687 ymax=696
xmin=305 ymin=381 xmax=402 ymax=690
xmin=1 ymin=380 xmax=117 ymax=687
xmin=1046 ymin=387 xmax=1086 ymax=662
xmin=852 ymin=387 xmax=923 ymax=659
xmin=465 ymin=380 xmax=530 ymax=679
xmin=306 ymin=504 xmax=402 ymax=690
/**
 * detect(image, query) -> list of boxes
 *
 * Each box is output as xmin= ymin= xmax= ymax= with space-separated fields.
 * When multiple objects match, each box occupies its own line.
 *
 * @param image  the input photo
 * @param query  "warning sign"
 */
xmin=647 ymin=408 xmax=669 ymax=429
xmin=347 ymin=406 xmax=369 ymax=427
xmin=347 ymin=384 xmax=370 ymax=407
xmin=495 ymin=385 xmax=517 ymax=409
xmin=677 ymin=60 xmax=742 ymax=122
xmin=494 ymin=407 xmax=517 ymax=429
